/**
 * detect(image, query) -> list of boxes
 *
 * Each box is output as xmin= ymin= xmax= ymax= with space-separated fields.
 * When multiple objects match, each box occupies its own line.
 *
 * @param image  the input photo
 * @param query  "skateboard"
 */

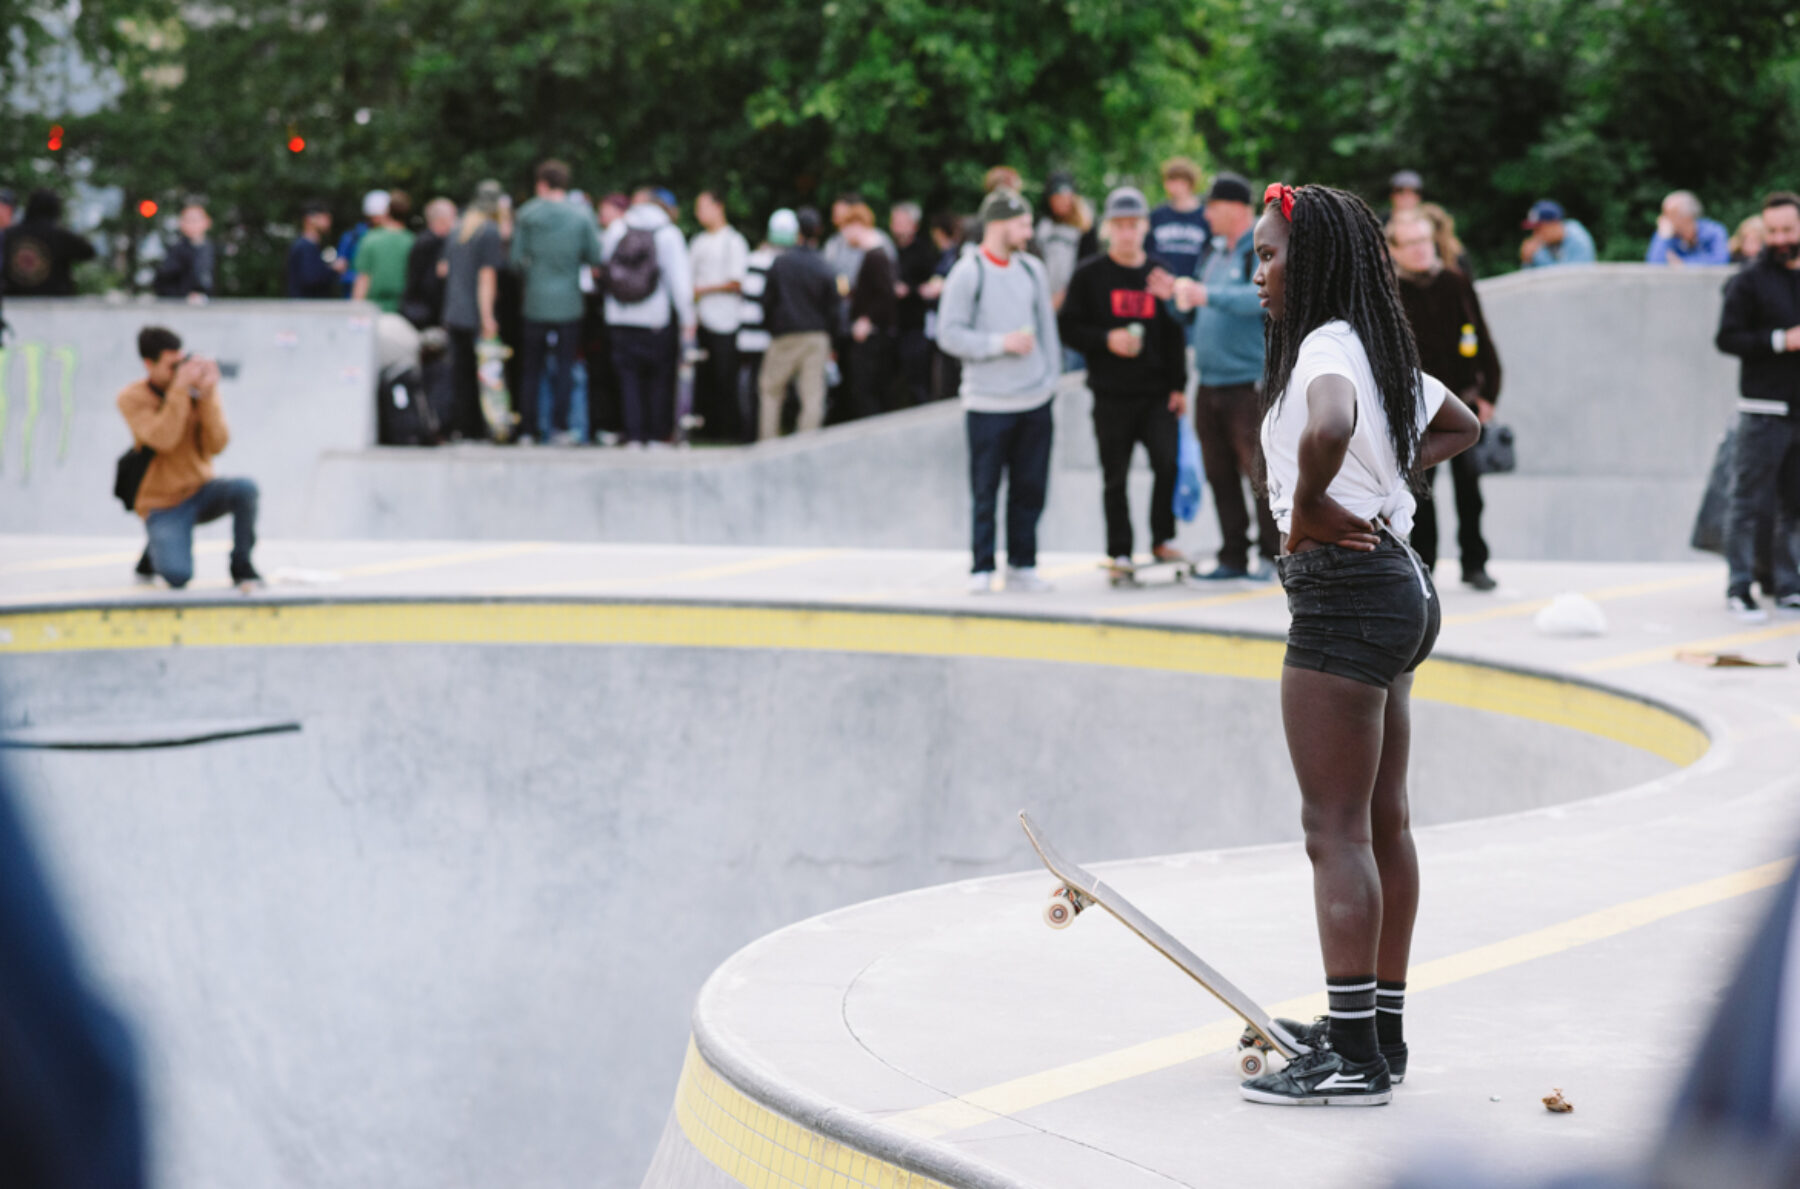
xmin=476 ymin=337 xmax=515 ymax=443
xmin=1019 ymin=811 xmax=1308 ymax=1077
xmin=1099 ymin=555 xmax=1197 ymax=588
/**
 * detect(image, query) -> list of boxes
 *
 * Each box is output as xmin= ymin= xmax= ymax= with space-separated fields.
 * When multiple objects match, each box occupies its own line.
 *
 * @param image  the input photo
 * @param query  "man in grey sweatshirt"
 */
xmin=937 ymin=188 xmax=1064 ymax=593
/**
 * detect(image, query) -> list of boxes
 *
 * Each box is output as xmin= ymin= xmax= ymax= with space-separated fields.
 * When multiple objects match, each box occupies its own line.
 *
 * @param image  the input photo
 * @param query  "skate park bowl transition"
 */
xmin=0 ymin=597 xmax=1706 ymax=1189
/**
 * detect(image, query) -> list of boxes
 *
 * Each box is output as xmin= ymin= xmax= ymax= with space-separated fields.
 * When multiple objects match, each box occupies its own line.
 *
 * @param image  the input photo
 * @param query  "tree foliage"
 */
xmin=7 ymin=0 xmax=1800 ymax=291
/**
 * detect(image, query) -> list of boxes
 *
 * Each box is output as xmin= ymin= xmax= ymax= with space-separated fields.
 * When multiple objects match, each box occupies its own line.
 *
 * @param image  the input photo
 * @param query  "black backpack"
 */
xmin=605 ymin=227 xmax=662 ymax=304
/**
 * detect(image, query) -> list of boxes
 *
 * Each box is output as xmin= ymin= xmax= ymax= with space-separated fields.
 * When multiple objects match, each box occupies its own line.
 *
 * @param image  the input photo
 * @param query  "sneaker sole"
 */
xmin=1239 ymin=1086 xmax=1393 ymax=1107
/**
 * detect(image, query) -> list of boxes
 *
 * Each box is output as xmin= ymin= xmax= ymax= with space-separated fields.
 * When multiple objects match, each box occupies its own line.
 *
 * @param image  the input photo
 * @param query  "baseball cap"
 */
xmin=767 ymin=208 xmax=799 ymax=247
xmin=1205 ymin=173 xmax=1253 ymax=205
xmin=978 ymin=188 xmax=1032 ymax=224
xmin=1522 ymin=199 xmax=1565 ymax=228
xmin=1102 ymin=186 xmax=1150 ymax=220
xmin=1390 ymin=170 xmax=1424 ymax=192
xmin=651 ymin=187 xmax=678 ymax=212
xmin=1045 ymin=171 xmax=1076 ymax=196
xmin=362 ymin=189 xmax=391 ymax=218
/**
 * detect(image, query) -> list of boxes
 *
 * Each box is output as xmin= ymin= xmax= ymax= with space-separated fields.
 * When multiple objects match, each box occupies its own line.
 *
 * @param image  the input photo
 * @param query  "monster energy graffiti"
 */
xmin=0 ymin=340 xmax=81 ymax=480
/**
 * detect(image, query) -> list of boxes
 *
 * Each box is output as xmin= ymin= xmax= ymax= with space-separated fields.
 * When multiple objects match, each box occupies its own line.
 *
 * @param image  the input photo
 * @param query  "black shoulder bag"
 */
xmin=114 ymin=388 xmax=162 ymax=511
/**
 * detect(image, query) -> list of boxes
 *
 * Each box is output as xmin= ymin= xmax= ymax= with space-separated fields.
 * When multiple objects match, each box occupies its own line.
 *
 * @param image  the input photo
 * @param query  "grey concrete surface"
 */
xmin=0 ymin=298 xmax=377 ymax=537
xmin=0 ymin=538 xmax=1750 ymax=1189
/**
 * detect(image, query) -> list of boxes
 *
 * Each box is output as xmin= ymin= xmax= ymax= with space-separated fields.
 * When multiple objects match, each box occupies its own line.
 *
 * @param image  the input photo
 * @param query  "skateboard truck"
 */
xmin=1043 ymin=883 xmax=1094 ymax=929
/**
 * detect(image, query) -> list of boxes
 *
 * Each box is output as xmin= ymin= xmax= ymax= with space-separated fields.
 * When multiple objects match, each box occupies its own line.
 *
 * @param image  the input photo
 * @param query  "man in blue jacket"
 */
xmin=1648 ymin=190 xmax=1731 ymax=267
xmin=1174 ymin=173 xmax=1277 ymax=580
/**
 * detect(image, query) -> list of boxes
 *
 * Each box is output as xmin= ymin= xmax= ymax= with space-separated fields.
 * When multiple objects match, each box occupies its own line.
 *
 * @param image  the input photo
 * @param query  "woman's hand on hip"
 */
xmin=1286 ymin=495 xmax=1378 ymax=554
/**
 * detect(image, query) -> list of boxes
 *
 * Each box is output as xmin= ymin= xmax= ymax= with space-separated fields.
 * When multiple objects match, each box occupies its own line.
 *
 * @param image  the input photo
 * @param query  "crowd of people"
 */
xmin=2 ymin=162 xmax=1793 ymax=608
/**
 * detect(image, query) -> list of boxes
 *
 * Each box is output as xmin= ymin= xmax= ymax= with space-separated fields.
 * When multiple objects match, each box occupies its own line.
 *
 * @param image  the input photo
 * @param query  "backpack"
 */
xmin=606 ymin=227 xmax=662 ymax=304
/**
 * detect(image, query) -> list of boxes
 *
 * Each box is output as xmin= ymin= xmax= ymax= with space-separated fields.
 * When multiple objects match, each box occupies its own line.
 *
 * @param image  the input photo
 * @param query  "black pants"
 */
xmin=736 ymin=352 xmax=765 ymax=443
xmin=1093 ymin=391 xmax=1178 ymax=559
xmin=967 ymin=402 xmax=1055 ymax=573
xmin=696 ymin=328 xmax=740 ymax=442
xmin=842 ymin=333 xmax=892 ymax=423
xmin=612 ymin=324 xmax=678 ymax=444
xmin=896 ymin=328 xmax=932 ymax=408
xmin=1194 ymin=382 xmax=1279 ymax=569
xmin=447 ymin=328 xmax=488 ymax=440
xmin=1726 ymin=413 xmax=1800 ymax=597
xmin=932 ymin=347 xmax=962 ymax=402
xmin=519 ymin=319 xmax=581 ymax=439
xmin=1411 ymin=450 xmax=1488 ymax=576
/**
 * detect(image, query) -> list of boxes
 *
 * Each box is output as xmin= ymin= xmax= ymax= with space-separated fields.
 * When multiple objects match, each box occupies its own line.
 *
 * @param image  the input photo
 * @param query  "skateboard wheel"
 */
xmin=1237 ymin=1049 xmax=1266 ymax=1079
xmin=1044 ymin=898 xmax=1075 ymax=929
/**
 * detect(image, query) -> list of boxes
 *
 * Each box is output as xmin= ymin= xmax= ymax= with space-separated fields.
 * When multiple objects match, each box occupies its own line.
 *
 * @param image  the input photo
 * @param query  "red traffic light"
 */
xmin=139 ymin=200 xmax=158 ymax=218
xmin=47 ymin=123 xmax=64 ymax=151
xmin=288 ymin=135 xmax=305 ymax=153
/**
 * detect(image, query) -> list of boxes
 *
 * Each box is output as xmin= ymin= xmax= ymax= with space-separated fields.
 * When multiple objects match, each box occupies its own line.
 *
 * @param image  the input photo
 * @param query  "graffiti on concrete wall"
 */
xmin=0 ymin=341 xmax=81 ymax=480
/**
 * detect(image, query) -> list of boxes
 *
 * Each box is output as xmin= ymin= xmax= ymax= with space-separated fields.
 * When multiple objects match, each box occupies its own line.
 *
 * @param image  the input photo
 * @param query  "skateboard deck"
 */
xmin=1098 ymin=556 xmax=1196 ymax=588
xmin=1019 ymin=811 xmax=1305 ymax=1074
xmin=476 ymin=338 xmax=515 ymax=443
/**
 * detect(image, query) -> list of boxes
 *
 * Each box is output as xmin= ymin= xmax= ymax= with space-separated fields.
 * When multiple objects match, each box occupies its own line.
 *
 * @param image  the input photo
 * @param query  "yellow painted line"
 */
xmin=676 ymin=1039 xmax=950 ymax=1189
xmin=494 ymin=548 xmax=837 ymax=596
xmin=1102 ymin=586 xmax=1284 ymax=618
xmin=334 ymin=542 xmax=550 ymax=579
xmin=888 ymin=858 xmax=1792 ymax=1138
xmin=1577 ymin=621 xmax=1800 ymax=673
xmin=0 ymin=602 xmax=1709 ymax=767
xmin=0 ymin=541 xmax=228 ymax=576
xmin=1442 ymin=573 xmax=1714 ymax=627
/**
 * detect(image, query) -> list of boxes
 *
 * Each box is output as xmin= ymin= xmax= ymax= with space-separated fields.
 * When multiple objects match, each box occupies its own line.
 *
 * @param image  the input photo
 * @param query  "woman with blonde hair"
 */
xmin=1730 ymin=214 xmax=1765 ymax=265
xmin=442 ymin=180 xmax=511 ymax=439
xmin=1416 ymin=202 xmax=1473 ymax=278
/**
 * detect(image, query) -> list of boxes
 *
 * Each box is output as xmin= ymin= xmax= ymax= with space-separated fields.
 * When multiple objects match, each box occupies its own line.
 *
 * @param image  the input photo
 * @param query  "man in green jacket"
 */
xmin=514 ymin=159 xmax=604 ymax=443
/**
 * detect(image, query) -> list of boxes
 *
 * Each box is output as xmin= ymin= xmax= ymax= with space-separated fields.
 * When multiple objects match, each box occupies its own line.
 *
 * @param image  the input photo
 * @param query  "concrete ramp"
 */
xmin=0 ymin=587 xmax=1705 ymax=1189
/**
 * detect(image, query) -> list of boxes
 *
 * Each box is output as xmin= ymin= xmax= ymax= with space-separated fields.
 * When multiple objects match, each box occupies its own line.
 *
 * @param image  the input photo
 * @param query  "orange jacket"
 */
xmin=116 ymin=377 xmax=230 ymax=516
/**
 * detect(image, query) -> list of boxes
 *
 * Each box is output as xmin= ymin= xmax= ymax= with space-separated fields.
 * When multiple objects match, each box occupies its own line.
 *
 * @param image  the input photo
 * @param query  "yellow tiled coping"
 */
xmin=675 ymin=1038 xmax=950 ymax=1189
xmin=0 ymin=599 xmax=1707 ymax=767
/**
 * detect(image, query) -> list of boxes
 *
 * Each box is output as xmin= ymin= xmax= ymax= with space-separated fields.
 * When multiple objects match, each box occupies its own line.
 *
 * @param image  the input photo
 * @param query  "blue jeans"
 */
xmin=520 ymin=319 xmax=585 ymax=441
xmin=535 ymin=354 xmax=590 ymax=442
xmin=966 ymin=401 xmax=1054 ymax=573
xmin=145 ymin=478 xmax=258 ymax=588
xmin=1726 ymin=413 xmax=1800 ymax=597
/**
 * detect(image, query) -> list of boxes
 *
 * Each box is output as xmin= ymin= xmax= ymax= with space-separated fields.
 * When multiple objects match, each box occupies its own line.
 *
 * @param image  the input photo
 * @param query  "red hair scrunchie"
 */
xmin=1264 ymin=183 xmax=1296 ymax=221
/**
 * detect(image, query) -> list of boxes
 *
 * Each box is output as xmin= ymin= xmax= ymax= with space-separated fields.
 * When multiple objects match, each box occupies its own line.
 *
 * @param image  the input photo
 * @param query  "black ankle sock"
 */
xmin=1326 ymin=975 xmax=1378 ymax=1063
xmin=1376 ymin=980 xmax=1405 ymax=1049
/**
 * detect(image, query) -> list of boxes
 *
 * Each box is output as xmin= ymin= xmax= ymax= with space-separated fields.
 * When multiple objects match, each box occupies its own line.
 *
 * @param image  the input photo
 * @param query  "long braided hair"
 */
xmin=1261 ymin=185 xmax=1426 ymax=483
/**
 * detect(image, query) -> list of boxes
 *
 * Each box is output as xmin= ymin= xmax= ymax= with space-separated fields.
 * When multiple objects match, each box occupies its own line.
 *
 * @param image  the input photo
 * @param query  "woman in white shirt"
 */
xmin=1238 ymin=183 xmax=1480 ymax=1108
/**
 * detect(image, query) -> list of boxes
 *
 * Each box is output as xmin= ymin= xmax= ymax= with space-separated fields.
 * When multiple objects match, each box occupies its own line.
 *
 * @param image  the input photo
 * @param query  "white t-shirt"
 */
xmin=691 ymin=226 xmax=749 ymax=334
xmin=1260 ymin=320 xmax=1449 ymax=540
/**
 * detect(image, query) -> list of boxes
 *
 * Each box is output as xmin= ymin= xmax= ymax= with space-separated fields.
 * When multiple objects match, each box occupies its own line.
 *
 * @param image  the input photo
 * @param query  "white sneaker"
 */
xmin=968 ymin=570 xmax=996 ymax=595
xmin=1777 ymin=593 xmax=1800 ymax=613
xmin=1728 ymin=591 xmax=1769 ymax=623
xmin=1006 ymin=566 xmax=1054 ymax=593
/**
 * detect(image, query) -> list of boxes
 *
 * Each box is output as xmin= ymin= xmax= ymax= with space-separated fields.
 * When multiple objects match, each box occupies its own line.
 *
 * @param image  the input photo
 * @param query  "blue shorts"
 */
xmin=1276 ymin=536 xmax=1440 ymax=689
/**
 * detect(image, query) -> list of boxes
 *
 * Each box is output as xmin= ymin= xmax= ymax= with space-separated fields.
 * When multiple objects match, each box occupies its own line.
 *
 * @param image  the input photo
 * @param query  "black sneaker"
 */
xmin=1269 ymin=1016 xmax=1408 ymax=1084
xmin=134 ymin=549 xmax=156 ymax=584
xmin=1728 ymin=589 xmax=1769 ymax=623
xmin=1462 ymin=570 xmax=1498 ymax=592
xmin=1196 ymin=564 xmax=1250 ymax=581
xmin=1240 ymin=1042 xmax=1392 ymax=1107
xmin=230 ymin=561 xmax=264 ymax=588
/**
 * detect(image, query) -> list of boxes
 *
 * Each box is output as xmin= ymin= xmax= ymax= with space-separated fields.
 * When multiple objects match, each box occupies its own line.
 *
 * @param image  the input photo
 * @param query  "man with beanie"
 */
xmin=937 ymin=189 xmax=1063 ymax=594
xmin=1174 ymin=172 xmax=1279 ymax=579
xmin=757 ymin=207 xmax=838 ymax=440
xmin=1059 ymin=186 xmax=1188 ymax=574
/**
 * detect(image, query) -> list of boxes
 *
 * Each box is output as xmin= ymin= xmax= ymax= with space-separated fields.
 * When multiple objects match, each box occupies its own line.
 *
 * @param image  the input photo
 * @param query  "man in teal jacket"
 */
xmin=513 ymin=159 xmax=604 ymax=443
xmin=1174 ymin=173 xmax=1278 ymax=580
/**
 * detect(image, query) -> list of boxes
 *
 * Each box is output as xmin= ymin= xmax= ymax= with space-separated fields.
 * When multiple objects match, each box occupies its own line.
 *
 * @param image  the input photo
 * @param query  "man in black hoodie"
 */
xmin=1716 ymin=190 xmax=1800 ymax=622
xmin=2 ymin=190 xmax=96 ymax=297
xmin=1058 ymin=186 xmax=1188 ymax=569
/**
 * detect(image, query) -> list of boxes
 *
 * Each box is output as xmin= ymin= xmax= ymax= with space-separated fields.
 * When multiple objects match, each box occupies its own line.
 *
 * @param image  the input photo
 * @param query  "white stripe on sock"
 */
xmin=1376 ymin=1005 xmax=1404 ymax=1014
xmin=1327 ymin=981 xmax=1378 ymax=993
xmin=1375 ymin=988 xmax=1405 ymax=998
xmin=1328 ymin=1008 xmax=1377 ymax=1019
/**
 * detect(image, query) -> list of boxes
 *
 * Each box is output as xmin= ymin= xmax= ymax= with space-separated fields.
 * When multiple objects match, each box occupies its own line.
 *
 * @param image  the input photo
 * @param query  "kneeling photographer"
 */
xmin=116 ymin=326 xmax=261 ymax=591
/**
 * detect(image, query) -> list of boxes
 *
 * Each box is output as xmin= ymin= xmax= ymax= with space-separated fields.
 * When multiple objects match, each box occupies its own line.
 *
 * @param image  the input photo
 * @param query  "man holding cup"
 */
xmin=936 ymin=188 xmax=1064 ymax=594
xmin=1058 ymin=186 xmax=1189 ymax=574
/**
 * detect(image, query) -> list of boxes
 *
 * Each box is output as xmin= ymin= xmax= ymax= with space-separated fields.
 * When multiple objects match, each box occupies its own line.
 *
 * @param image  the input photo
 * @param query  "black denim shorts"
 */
xmin=1276 ymin=536 xmax=1441 ymax=689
